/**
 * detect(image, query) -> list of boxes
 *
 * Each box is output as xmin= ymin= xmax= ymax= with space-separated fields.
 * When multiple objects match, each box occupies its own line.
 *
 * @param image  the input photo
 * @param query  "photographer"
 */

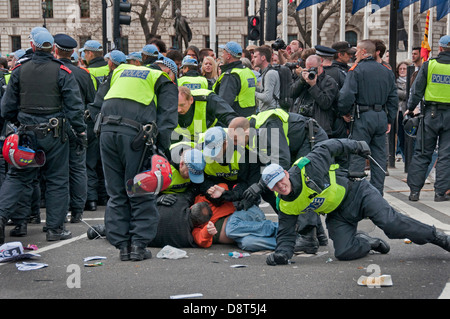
xmin=289 ymin=55 xmax=339 ymax=137
xmin=252 ymin=46 xmax=280 ymax=111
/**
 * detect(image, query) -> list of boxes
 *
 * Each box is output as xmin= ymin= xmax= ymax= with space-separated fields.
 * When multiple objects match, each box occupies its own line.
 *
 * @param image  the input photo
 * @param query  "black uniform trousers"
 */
xmin=0 ymin=131 xmax=70 ymax=230
xmin=67 ymin=127 xmax=87 ymax=214
xmin=325 ymin=180 xmax=436 ymax=260
xmin=407 ymin=107 xmax=450 ymax=195
xmin=275 ymin=179 xmax=437 ymax=261
xmin=348 ymin=109 xmax=388 ymax=195
xmin=100 ymin=129 xmax=159 ymax=249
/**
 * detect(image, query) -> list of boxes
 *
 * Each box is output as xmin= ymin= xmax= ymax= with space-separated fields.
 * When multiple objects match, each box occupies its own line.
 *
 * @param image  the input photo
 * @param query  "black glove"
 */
xmin=75 ymin=131 xmax=88 ymax=148
xmin=220 ymin=190 xmax=239 ymax=202
xmin=156 ymin=194 xmax=177 ymax=206
xmin=355 ymin=140 xmax=371 ymax=158
xmin=243 ymin=182 xmax=265 ymax=203
xmin=235 ymin=198 xmax=254 ymax=211
xmin=266 ymin=252 xmax=290 ymax=266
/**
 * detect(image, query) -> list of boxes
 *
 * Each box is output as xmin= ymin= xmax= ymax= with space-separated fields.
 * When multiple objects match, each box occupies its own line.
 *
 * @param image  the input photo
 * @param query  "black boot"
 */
xmin=46 ymin=227 xmax=72 ymax=241
xmin=130 ymin=244 xmax=152 ymax=261
xmin=294 ymin=228 xmax=319 ymax=254
xmin=356 ymin=231 xmax=390 ymax=254
xmin=84 ymin=201 xmax=97 ymax=211
xmin=432 ymin=229 xmax=450 ymax=252
xmin=409 ymin=191 xmax=420 ymax=201
xmin=434 ymin=193 xmax=450 ymax=202
xmin=70 ymin=211 xmax=83 ymax=223
xmin=316 ymin=224 xmax=328 ymax=246
xmin=10 ymin=223 xmax=27 ymax=237
xmin=119 ymin=246 xmax=131 ymax=261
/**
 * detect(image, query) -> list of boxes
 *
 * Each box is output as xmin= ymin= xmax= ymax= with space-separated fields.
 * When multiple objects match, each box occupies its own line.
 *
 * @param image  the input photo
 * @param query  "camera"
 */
xmin=307 ymin=67 xmax=318 ymax=80
xmin=285 ymin=62 xmax=300 ymax=70
xmin=271 ymin=38 xmax=287 ymax=51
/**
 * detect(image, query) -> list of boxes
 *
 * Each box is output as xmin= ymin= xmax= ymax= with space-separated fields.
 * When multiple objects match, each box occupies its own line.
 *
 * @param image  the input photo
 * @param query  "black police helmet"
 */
xmin=403 ymin=114 xmax=419 ymax=137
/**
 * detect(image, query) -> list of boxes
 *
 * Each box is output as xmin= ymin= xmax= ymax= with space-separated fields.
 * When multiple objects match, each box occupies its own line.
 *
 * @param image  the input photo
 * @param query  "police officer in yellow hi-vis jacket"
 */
xmin=256 ymin=139 xmax=450 ymax=265
xmin=174 ymin=86 xmax=237 ymax=144
xmin=98 ymin=50 xmax=178 ymax=262
xmin=213 ymin=42 xmax=257 ymax=117
xmin=406 ymin=35 xmax=450 ymax=203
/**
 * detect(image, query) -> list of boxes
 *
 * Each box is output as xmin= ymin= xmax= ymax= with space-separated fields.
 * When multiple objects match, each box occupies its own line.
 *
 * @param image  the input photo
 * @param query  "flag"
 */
xmin=296 ymin=0 xmax=329 ymax=11
xmin=398 ymin=0 xmax=419 ymax=11
xmin=436 ymin=0 xmax=449 ymax=20
xmin=421 ymin=10 xmax=431 ymax=62
xmin=352 ymin=0 xmax=370 ymax=14
xmin=371 ymin=0 xmax=390 ymax=12
xmin=421 ymin=0 xmax=446 ymax=12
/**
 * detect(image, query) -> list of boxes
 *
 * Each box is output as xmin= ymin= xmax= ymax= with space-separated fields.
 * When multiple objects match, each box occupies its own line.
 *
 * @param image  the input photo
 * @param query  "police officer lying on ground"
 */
xmin=248 ymin=138 xmax=450 ymax=265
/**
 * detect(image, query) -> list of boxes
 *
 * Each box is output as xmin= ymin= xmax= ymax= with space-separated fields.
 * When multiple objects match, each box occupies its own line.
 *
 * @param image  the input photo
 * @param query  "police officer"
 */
xmin=406 ymin=35 xmax=450 ymax=202
xmin=83 ymin=40 xmax=109 ymax=90
xmin=174 ymin=86 xmax=237 ymax=144
xmin=177 ymin=55 xmax=209 ymax=90
xmin=338 ymin=39 xmax=398 ymax=195
xmin=83 ymin=40 xmax=109 ymax=211
xmin=197 ymin=126 xmax=261 ymax=209
xmin=259 ymin=139 xmax=450 ymax=265
xmin=213 ymin=41 xmax=257 ymax=117
xmin=54 ymin=34 xmax=96 ymax=223
xmin=235 ymin=109 xmax=329 ymax=253
xmin=154 ymin=57 xmax=178 ymax=83
xmin=141 ymin=44 xmax=163 ymax=69
xmin=0 ymin=30 xmax=86 ymax=243
xmin=98 ymin=51 xmax=178 ymax=261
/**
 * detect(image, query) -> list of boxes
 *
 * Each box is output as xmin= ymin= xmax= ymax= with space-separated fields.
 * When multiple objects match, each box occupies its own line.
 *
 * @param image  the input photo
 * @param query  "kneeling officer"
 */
xmin=255 ymin=139 xmax=450 ymax=265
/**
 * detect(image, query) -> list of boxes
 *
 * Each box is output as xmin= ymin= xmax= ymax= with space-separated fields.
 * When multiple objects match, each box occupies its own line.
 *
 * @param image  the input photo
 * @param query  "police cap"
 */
xmin=315 ymin=45 xmax=336 ymax=57
xmin=54 ymin=34 xmax=78 ymax=51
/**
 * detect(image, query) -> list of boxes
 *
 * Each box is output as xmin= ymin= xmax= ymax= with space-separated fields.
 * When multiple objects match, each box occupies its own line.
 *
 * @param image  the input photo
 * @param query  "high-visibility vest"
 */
xmin=213 ymin=66 xmax=256 ymax=108
xmin=424 ymin=58 xmax=450 ymax=104
xmin=178 ymin=75 xmax=209 ymax=90
xmin=175 ymin=89 xmax=218 ymax=141
xmin=276 ymin=157 xmax=346 ymax=215
xmin=104 ymin=64 xmax=170 ymax=106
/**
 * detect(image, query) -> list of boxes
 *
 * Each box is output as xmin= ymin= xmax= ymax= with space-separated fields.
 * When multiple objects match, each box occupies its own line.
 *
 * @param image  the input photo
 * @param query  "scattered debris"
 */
xmin=84 ymin=262 xmax=103 ymax=267
xmin=0 ymin=242 xmax=40 ymax=263
xmin=83 ymin=256 xmax=107 ymax=262
xmin=16 ymin=262 xmax=48 ymax=271
xmin=357 ymin=275 xmax=393 ymax=287
xmin=156 ymin=245 xmax=188 ymax=259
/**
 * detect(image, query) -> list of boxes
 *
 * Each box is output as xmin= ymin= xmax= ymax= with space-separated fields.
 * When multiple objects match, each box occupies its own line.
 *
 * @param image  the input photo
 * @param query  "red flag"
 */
xmin=421 ymin=10 xmax=431 ymax=62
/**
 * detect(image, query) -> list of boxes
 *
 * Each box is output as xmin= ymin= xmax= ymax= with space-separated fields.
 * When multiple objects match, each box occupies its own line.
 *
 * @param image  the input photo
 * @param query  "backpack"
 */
xmin=262 ymin=64 xmax=293 ymax=111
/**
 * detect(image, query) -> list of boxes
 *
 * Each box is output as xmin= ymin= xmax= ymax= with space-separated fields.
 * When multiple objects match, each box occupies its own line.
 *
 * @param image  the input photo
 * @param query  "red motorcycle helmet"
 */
xmin=2 ymin=133 xmax=46 ymax=169
xmin=126 ymin=154 xmax=172 ymax=197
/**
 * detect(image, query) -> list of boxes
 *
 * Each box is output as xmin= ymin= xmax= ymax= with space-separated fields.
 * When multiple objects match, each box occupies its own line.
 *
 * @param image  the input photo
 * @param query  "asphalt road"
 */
xmin=0 ymin=162 xmax=449 ymax=306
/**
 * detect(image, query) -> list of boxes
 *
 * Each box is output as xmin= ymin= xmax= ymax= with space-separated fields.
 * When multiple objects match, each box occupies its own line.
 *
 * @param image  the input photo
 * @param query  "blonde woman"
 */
xmin=201 ymin=56 xmax=218 ymax=89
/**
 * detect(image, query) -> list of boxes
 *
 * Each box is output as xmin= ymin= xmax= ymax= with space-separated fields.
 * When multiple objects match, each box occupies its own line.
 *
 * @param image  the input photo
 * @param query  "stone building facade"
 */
xmin=0 ymin=0 xmax=447 ymax=61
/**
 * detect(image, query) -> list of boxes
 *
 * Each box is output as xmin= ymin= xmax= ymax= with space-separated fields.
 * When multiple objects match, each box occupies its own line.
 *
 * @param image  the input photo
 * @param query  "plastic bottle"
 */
xmin=228 ymin=251 xmax=250 ymax=258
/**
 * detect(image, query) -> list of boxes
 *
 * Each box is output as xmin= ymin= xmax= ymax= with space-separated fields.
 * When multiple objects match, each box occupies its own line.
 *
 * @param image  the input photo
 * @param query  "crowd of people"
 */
xmin=0 ymin=26 xmax=449 ymax=264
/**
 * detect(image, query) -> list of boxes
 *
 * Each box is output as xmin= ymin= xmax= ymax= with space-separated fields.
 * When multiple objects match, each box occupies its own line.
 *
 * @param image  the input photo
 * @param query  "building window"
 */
xmin=204 ymin=35 xmax=218 ymax=56
xmin=11 ymin=36 xmax=21 ymax=52
xmin=205 ymin=0 xmax=217 ymax=18
xmin=345 ymin=31 xmax=358 ymax=47
xmin=80 ymin=0 xmax=90 ymax=18
xmin=43 ymin=0 xmax=54 ymax=19
xmin=10 ymin=0 xmax=19 ymax=18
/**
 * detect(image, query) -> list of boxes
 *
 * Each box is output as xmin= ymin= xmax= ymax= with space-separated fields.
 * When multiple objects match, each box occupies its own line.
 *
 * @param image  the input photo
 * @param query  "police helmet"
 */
xmin=2 ymin=133 xmax=46 ymax=169
xmin=126 ymin=154 xmax=172 ymax=197
xmin=403 ymin=114 xmax=419 ymax=137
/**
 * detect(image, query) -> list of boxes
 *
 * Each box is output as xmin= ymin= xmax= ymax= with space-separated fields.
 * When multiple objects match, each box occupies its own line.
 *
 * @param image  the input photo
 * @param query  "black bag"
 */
xmin=267 ymin=64 xmax=293 ymax=111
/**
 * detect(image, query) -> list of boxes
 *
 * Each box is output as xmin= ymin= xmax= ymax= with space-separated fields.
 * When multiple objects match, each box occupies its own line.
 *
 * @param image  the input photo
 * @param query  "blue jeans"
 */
xmin=225 ymin=205 xmax=278 ymax=252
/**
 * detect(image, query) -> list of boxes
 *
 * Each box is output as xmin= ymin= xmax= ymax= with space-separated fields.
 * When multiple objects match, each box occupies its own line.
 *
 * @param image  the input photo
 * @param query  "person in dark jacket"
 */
xmin=338 ymin=40 xmax=398 ymax=196
xmin=0 ymin=30 xmax=86 ymax=244
xmin=54 ymin=33 xmax=96 ymax=223
xmin=290 ymin=55 xmax=339 ymax=137
xmin=406 ymin=35 xmax=450 ymax=202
